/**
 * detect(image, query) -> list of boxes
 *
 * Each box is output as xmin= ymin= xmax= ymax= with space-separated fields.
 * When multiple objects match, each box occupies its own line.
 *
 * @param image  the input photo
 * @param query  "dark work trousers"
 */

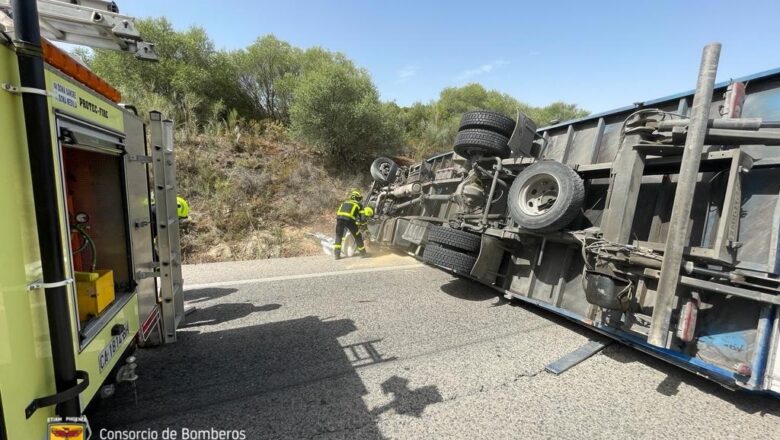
xmin=334 ymin=218 xmax=365 ymax=257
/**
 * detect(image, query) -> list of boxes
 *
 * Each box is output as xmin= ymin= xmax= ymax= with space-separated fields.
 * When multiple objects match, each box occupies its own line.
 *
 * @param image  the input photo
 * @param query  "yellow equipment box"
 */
xmin=75 ymin=270 xmax=115 ymax=321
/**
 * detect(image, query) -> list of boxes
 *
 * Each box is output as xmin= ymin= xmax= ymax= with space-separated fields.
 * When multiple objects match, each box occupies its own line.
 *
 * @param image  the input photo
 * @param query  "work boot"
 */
xmin=359 ymin=251 xmax=370 ymax=258
xmin=334 ymin=249 xmax=341 ymax=260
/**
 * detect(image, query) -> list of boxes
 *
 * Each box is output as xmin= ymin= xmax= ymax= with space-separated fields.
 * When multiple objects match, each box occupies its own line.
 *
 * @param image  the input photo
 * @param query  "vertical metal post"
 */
xmin=600 ymin=134 xmax=645 ymax=244
xmin=12 ymin=0 xmax=82 ymax=417
xmin=648 ymin=43 xmax=721 ymax=347
xmin=560 ymin=125 xmax=575 ymax=164
xmin=481 ymin=157 xmax=502 ymax=226
xmin=747 ymin=305 xmax=774 ymax=389
xmin=588 ymin=118 xmax=605 ymax=164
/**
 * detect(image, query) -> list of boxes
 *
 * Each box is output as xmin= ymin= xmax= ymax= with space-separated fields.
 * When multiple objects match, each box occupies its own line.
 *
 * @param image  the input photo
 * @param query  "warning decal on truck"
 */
xmin=52 ymin=81 xmax=77 ymax=109
xmin=45 ymin=68 xmax=124 ymax=132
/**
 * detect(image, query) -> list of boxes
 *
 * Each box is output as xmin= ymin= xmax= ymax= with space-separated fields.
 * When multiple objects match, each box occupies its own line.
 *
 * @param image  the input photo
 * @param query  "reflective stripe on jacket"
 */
xmin=336 ymin=200 xmax=362 ymax=220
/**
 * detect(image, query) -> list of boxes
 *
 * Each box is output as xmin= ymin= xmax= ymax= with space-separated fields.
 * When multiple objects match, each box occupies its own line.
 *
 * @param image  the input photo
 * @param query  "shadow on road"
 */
xmin=449 ymin=276 xmax=780 ymax=416
xmin=89 ymin=315 xmax=421 ymax=438
xmin=440 ymin=277 xmax=504 ymax=302
xmin=181 ymin=302 xmax=281 ymax=327
xmin=369 ymin=376 xmax=443 ymax=418
xmin=600 ymin=340 xmax=780 ymax=416
xmin=184 ymin=287 xmax=238 ymax=304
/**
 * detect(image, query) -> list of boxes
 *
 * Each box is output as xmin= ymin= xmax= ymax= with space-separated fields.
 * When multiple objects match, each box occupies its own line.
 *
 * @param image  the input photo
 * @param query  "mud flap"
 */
xmin=401 ymin=219 xmax=430 ymax=245
xmin=391 ymin=218 xmax=413 ymax=248
xmin=470 ymin=234 xmax=504 ymax=284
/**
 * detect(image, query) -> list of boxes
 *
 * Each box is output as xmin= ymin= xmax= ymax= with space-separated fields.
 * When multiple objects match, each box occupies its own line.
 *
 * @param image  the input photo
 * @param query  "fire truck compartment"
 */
xmin=59 ymin=117 xmax=134 ymax=340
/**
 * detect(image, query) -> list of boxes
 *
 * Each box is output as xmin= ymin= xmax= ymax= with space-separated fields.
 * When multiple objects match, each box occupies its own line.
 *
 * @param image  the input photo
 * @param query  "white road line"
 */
xmin=184 ymin=264 xmax=424 ymax=290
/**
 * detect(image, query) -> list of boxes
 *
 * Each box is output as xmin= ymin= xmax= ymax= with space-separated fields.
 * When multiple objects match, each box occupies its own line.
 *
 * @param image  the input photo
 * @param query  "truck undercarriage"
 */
xmin=367 ymin=44 xmax=780 ymax=395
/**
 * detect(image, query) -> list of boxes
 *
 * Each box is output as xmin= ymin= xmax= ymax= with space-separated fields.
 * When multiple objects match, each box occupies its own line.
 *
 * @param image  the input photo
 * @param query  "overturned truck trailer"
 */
xmin=367 ymin=44 xmax=780 ymax=395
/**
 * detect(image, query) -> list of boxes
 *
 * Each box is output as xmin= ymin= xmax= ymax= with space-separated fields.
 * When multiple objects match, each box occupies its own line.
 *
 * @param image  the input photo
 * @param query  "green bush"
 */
xmin=400 ymin=83 xmax=590 ymax=159
xmin=79 ymin=18 xmax=252 ymax=123
xmin=289 ymin=61 xmax=402 ymax=163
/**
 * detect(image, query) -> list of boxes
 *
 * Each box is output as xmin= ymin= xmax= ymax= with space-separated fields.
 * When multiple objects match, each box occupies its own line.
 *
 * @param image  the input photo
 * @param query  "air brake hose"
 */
xmin=71 ymin=234 xmax=89 ymax=253
xmin=73 ymin=224 xmax=97 ymax=271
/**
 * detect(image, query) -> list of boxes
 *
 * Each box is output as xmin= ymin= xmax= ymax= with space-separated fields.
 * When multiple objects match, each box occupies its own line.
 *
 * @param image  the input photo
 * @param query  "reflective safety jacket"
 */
xmin=336 ymin=199 xmax=363 ymax=221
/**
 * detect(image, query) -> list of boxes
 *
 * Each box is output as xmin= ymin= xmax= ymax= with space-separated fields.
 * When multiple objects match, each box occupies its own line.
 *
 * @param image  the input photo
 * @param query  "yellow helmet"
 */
xmin=362 ymin=206 xmax=374 ymax=218
xmin=349 ymin=188 xmax=363 ymax=201
xmin=176 ymin=196 xmax=190 ymax=219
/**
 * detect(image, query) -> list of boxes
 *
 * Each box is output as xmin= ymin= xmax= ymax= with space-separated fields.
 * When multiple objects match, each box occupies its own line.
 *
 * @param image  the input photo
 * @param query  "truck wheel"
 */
xmin=370 ymin=157 xmax=398 ymax=184
xmin=423 ymin=243 xmax=476 ymax=274
xmin=453 ymin=129 xmax=510 ymax=159
xmin=427 ymin=225 xmax=481 ymax=253
xmin=507 ymin=160 xmax=584 ymax=232
xmin=459 ymin=110 xmax=516 ymax=138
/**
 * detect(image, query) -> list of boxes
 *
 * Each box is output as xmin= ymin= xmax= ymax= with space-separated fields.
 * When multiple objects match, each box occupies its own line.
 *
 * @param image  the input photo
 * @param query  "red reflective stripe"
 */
xmin=140 ymin=306 xmax=161 ymax=341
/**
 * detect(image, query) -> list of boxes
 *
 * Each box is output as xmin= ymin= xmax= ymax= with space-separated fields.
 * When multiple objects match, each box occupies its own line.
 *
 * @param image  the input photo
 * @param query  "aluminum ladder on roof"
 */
xmin=0 ymin=0 xmax=158 ymax=60
xmin=149 ymin=111 xmax=185 ymax=343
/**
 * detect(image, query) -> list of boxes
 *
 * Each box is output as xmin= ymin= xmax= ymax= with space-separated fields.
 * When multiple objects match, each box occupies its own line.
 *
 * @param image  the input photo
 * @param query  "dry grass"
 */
xmin=176 ymin=120 xmax=364 ymax=263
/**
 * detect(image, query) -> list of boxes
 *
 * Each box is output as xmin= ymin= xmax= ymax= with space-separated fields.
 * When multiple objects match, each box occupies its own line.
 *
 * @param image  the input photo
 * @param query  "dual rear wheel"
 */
xmin=453 ymin=110 xmax=516 ymax=159
xmin=423 ymin=226 xmax=480 ymax=274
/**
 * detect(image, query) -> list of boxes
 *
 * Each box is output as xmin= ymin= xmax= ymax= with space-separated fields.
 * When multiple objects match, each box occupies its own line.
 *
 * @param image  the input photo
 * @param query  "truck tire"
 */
xmin=423 ymin=243 xmax=476 ymax=274
xmin=427 ymin=225 xmax=481 ymax=253
xmin=459 ymin=110 xmax=516 ymax=137
xmin=370 ymin=157 xmax=398 ymax=184
xmin=453 ymin=129 xmax=510 ymax=159
xmin=507 ymin=160 xmax=584 ymax=233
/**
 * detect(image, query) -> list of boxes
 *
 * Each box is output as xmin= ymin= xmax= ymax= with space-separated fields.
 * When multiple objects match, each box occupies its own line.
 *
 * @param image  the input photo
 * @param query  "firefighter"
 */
xmin=151 ymin=195 xmax=190 ymax=230
xmin=176 ymin=195 xmax=190 ymax=224
xmin=334 ymin=188 xmax=372 ymax=260
xmin=151 ymin=195 xmax=190 ymax=260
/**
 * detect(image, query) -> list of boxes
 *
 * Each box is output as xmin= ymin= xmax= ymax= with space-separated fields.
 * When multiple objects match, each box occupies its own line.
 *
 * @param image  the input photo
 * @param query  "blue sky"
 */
xmin=117 ymin=0 xmax=780 ymax=114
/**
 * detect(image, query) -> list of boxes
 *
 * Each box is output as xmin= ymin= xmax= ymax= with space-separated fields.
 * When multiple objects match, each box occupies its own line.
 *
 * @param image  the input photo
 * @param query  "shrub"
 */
xmin=290 ymin=62 xmax=402 ymax=163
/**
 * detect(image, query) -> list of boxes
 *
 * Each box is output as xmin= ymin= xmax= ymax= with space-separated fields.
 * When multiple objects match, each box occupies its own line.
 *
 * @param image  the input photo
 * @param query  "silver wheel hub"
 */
xmin=378 ymin=163 xmax=392 ymax=178
xmin=518 ymin=173 xmax=559 ymax=216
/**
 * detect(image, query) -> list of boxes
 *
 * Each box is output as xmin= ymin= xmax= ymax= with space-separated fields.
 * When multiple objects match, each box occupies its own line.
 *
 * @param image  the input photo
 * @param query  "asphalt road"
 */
xmin=91 ymin=252 xmax=780 ymax=439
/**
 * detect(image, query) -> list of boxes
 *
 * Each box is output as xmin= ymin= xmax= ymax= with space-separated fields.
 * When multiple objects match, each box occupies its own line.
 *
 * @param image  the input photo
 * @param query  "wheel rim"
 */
xmin=518 ymin=173 xmax=559 ymax=216
xmin=378 ymin=162 xmax=392 ymax=178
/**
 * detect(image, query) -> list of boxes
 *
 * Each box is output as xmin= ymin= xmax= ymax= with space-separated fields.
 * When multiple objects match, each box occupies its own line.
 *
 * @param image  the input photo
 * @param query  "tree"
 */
xmin=530 ymin=101 xmax=589 ymax=126
xmin=290 ymin=61 xmax=401 ymax=163
xmin=236 ymin=35 xmax=302 ymax=121
xmin=437 ymin=83 xmax=506 ymax=116
xmin=77 ymin=20 xmax=587 ymax=159
xmin=379 ymin=101 xmax=405 ymax=153
xmin=400 ymin=83 xmax=589 ymax=158
xmin=80 ymin=18 xmax=250 ymax=122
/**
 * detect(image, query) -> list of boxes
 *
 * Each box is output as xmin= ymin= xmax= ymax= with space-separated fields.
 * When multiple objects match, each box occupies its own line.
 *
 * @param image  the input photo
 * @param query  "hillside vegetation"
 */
xmin=77 ymin=18 xmax=588 ymax=262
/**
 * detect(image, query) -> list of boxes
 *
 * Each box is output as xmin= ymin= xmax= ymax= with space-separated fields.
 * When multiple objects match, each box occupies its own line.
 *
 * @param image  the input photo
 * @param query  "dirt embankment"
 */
xmin=175 ymin=126 xmax=366 ymax=263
